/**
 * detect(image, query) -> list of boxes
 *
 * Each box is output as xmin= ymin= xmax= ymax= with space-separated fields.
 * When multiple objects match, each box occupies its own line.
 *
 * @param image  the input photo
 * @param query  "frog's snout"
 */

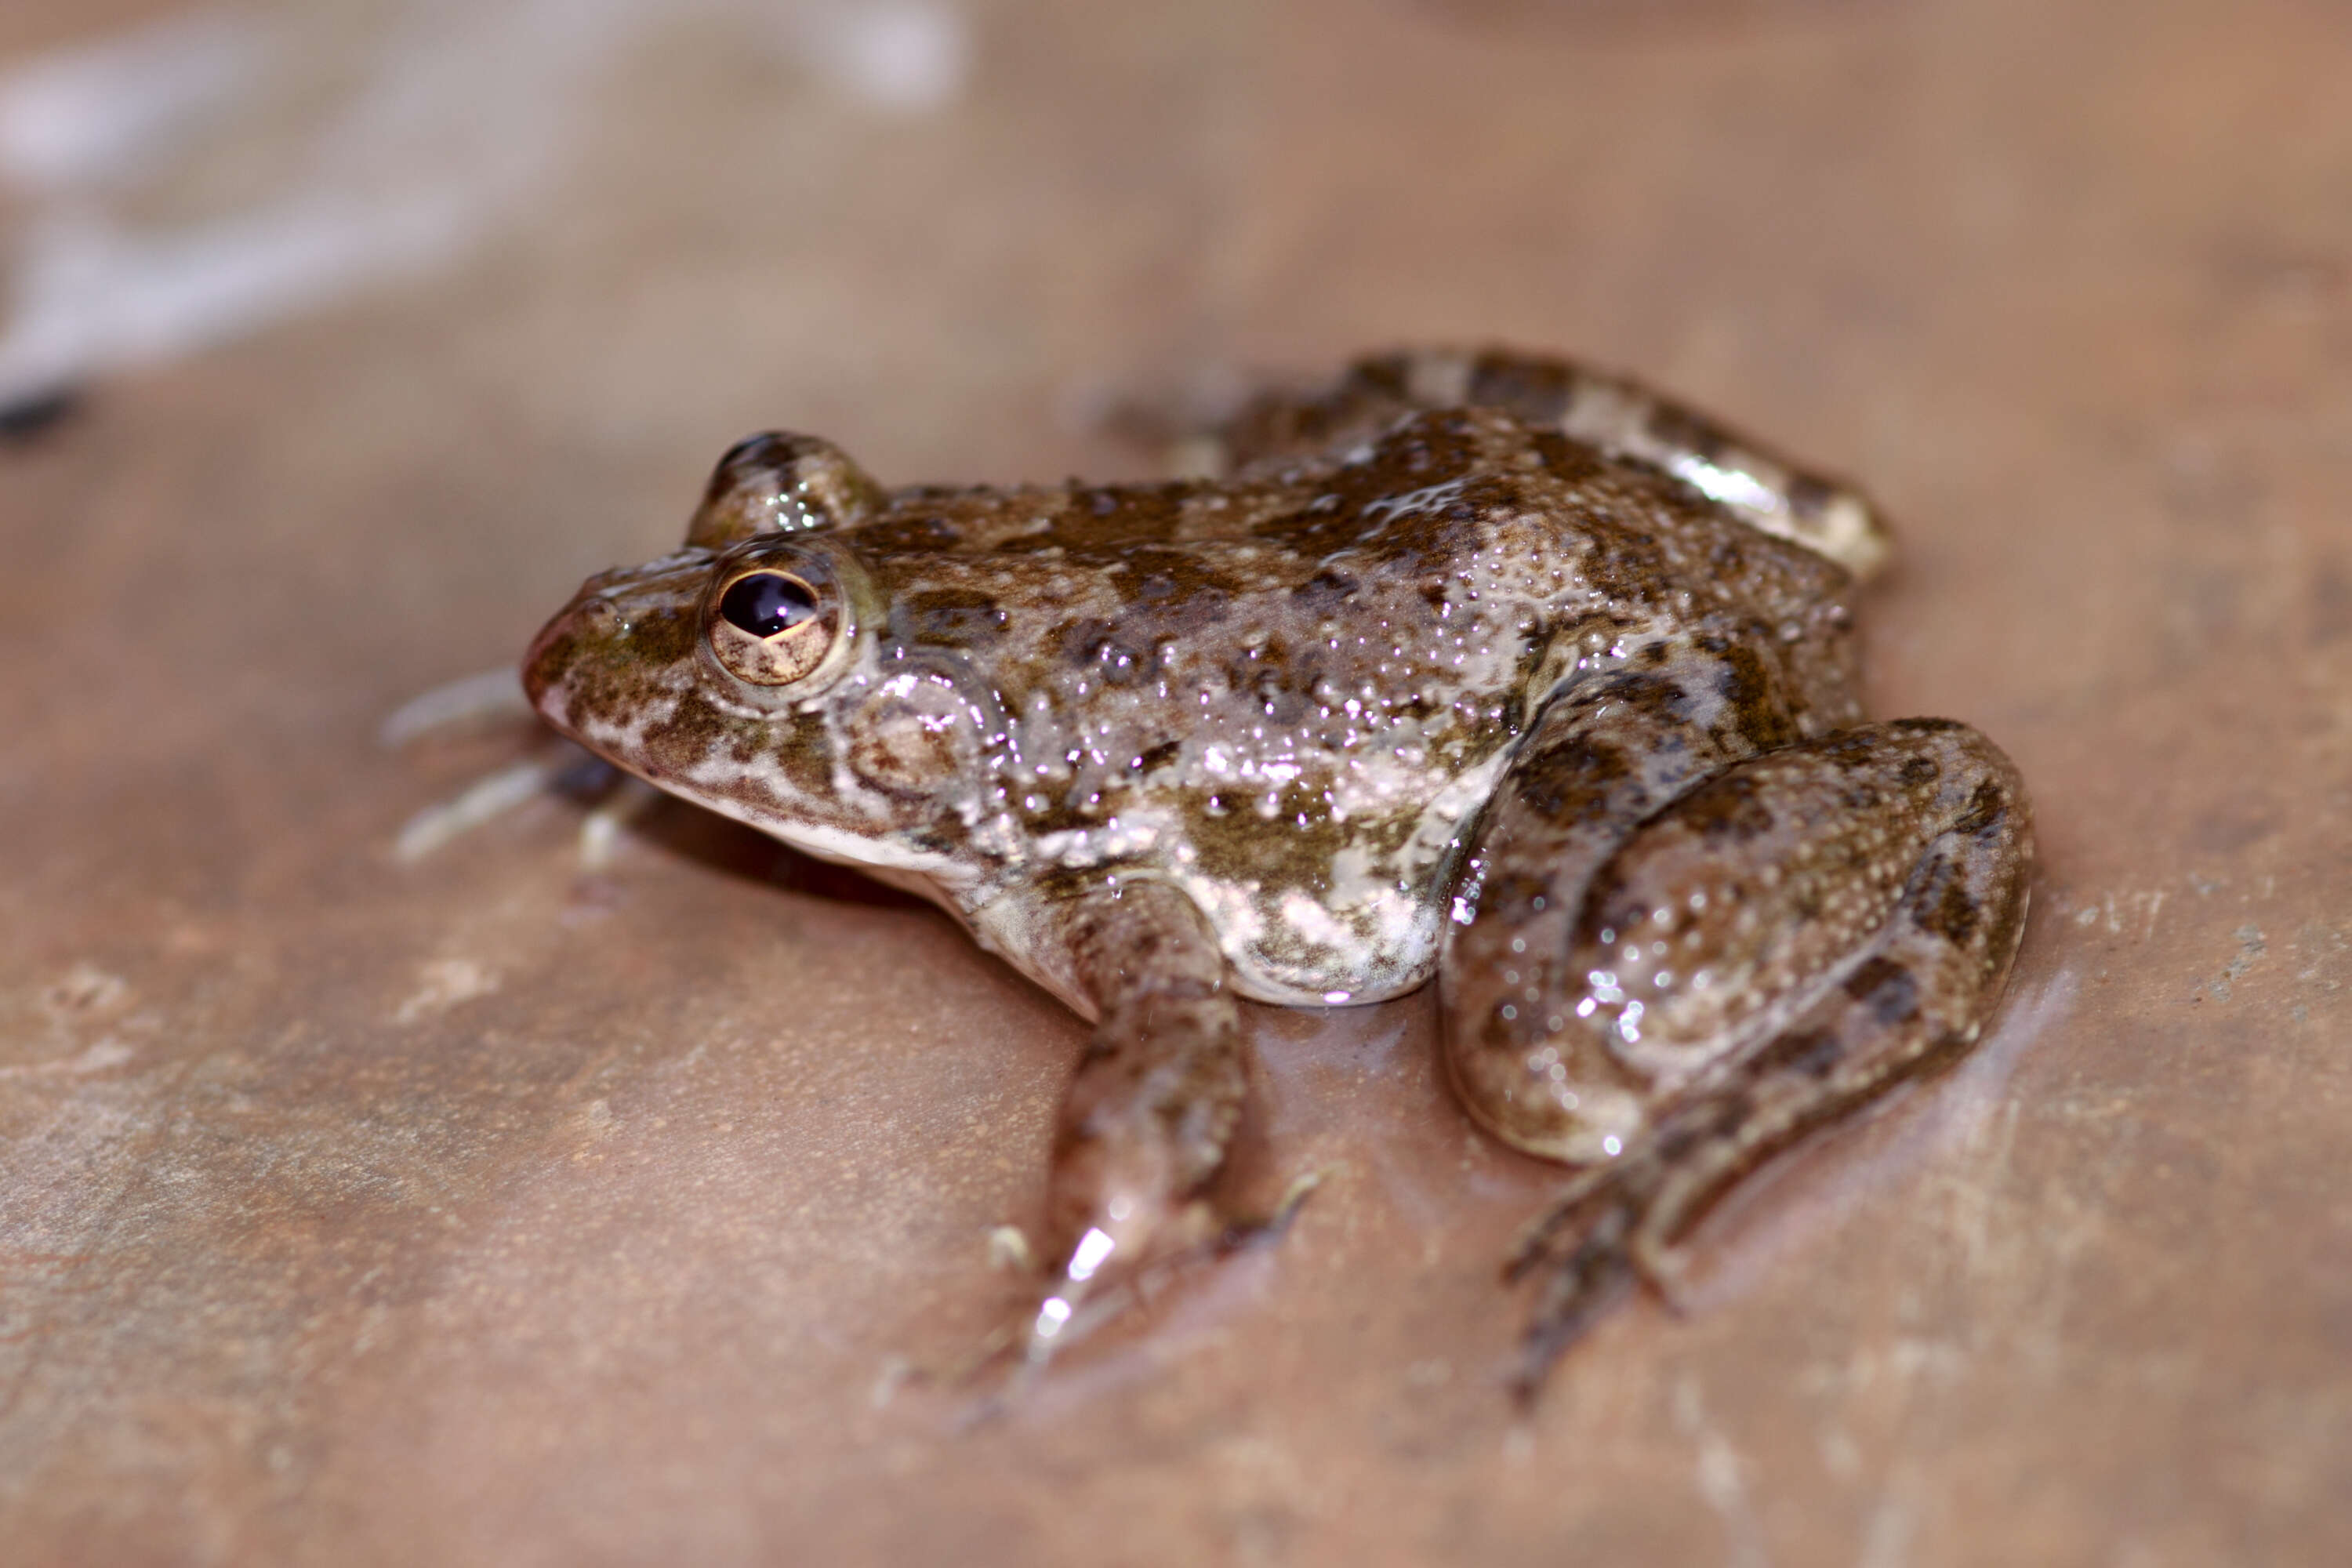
xmin=523 ymin=551 xmax=711 ymax=728
xmin=520 ymin=585 xmax=621 ymax=728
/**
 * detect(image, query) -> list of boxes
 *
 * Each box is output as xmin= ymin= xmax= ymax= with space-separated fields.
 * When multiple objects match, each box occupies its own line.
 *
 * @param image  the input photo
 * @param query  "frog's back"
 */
xmin=836 ymin=406 xmax=1862 ymax=1007
xmin=850 ymin=405 xmax=1853 ymax=660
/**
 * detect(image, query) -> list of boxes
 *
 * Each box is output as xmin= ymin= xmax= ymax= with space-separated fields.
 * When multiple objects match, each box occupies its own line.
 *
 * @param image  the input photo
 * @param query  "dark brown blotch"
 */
xmin=1679 ymin=772 xmax=1778 ymax=842
xmin=854 ymin=513 xmax=964 ymax=554
xmin=1070 ymin=484 xmax=1195 ymax=551
xmin=1843 ymin=956 xmax=1921 ymax=1025
xmin=895 ymin=587 xmax=1009 ymax=648
xmin=1592 ymin=669 xmax=1692 ymax=724
xmin=1753 ymin=1026 xmax=1844 ymax=1079
xmin=1342 ymin=353 xmax=1414 ymax=401
xmin=1514 ymin=739 xmax=1635 ymax=826
xmin=1468 ymin=350 xmax=1573 ymax=424
xmin=1786 ymin=475 xmax=1835 ymax=521
xmin=1715 ymin=643 xmax=1795 ymax=750
xmin=1954 ymin=779 xmax=2007 ymax=837
xmin=1105 ymin=543 xmax=1238 ymax=629
xmin=1643 ymin=403 xmax=1730 ymax=464
xmin=1530 ymin=428 xmax=1607 ymax=485
xmin=1922 ymin=867 xmax=1982 ymax=945
xmin=1294 ymin=568 xmax=1359 ymax=615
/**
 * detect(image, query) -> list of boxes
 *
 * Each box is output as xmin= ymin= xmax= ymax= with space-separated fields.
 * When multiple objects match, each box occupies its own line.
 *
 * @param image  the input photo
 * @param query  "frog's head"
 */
xmin=523 ymin=434 xmax=1007 ymax=905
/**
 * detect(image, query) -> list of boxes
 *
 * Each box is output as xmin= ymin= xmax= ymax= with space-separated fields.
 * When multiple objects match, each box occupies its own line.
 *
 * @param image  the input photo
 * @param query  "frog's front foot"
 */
xmin=1010 ymin=1163 xmax=1323 ymax=1375
xmin=1014 ymin=882 xmax=1248 ymax=1370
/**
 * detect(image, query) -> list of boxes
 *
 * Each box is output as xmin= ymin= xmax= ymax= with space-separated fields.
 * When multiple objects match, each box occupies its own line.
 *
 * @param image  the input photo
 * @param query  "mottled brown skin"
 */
xmin=521 ymin=348 xmax=2032 ymax=1389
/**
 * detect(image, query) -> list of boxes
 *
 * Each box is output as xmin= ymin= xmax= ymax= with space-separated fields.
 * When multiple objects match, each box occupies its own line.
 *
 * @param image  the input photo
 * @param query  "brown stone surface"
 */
xmin=2 ymin=1 xmax=2347 ymax=1563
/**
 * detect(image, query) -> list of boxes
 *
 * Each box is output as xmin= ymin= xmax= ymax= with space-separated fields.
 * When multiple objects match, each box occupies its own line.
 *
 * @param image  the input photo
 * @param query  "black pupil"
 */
xmin=720 ymin=574 xmax=818 ymax=638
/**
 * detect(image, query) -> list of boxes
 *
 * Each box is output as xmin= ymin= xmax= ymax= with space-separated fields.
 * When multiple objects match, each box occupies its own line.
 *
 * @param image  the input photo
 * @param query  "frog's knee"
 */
xmin=1443 ymin=1022 xmax=1647 ymax=1167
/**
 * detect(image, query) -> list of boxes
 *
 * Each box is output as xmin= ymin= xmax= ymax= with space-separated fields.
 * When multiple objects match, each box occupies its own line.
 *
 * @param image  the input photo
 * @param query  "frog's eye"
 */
xmin=708 ymin=568 xmax=835 ymax=685
xmin=720 ymin=572 xmax=817 ymax=637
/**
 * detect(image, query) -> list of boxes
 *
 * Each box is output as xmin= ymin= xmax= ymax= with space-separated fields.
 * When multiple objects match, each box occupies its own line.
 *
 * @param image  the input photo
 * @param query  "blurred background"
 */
xmin=2 ymin=2 xmax=2347 ymax=1563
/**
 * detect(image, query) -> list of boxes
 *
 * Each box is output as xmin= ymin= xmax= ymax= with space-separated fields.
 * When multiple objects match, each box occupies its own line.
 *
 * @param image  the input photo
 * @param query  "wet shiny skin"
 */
xmin=523 ymin=350 xmax=2033 ymax=1385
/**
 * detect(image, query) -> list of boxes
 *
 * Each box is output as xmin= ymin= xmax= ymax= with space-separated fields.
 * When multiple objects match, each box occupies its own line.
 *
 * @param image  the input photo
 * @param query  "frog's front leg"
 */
xmin=1024 ymin=880 xmax=1247 ymax=1359
xmin=1446 ymin=719 xmax=2031 ymax=1394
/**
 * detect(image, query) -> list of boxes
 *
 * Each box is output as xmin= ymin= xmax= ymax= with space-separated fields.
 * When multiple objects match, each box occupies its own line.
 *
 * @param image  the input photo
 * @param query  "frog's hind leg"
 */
xmin=1214 ymin=348 xmax=1890 ymax=579
xmin=1465 ymin=348 xmax=1891 ymax=582
xmin=1439 ymin=633 xmax=1816 ymax=1154
xmin=1494 ymin=720 xmax=2033 ymax=1397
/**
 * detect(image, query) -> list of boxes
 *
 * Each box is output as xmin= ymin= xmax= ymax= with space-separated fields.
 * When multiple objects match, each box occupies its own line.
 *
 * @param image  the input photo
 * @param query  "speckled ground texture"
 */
xmin=2 ymin=1 xmax=2347 ymax=1563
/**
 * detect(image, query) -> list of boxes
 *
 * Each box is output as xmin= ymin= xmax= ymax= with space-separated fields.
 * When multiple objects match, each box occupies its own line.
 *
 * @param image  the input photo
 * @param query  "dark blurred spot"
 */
xmin=0 ymin=387 xmax=85 ymax=445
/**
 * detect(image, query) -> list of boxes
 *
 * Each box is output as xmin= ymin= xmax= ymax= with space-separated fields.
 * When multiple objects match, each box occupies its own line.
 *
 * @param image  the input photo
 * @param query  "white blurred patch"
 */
xmin=796 ymin=3 xmax=968 ymax=114
xmin=0 ymin=12 xmax=270 ymax=192
xmin=394 ymin=956 xmax=500 ymax=1024
xmin=0 ymin=0 xmax=970 ymax=409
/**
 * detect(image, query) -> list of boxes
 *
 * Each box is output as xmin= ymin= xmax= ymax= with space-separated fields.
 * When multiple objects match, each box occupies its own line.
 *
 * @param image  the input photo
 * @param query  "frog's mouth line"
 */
xmin=657 ymin=750 xmax=994 ymax=914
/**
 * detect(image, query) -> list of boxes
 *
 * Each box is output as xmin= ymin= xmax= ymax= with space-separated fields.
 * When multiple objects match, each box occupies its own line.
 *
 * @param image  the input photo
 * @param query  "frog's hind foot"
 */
xmin=1507 ymin=1186 xmax=1642 ymax=1403
xmin=1503 ymin=1160 xmax=1621 ymax=1284
xmin=1502 ymin=1150 xmax=1693 ymax=1403
xmin=1472 ymin=720 xmax=2034 ymax=1399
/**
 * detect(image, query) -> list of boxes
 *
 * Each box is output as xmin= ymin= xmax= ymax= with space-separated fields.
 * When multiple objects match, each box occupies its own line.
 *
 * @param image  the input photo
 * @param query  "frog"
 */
xmin=520 ymin=347 xmax=2034 ymax=1393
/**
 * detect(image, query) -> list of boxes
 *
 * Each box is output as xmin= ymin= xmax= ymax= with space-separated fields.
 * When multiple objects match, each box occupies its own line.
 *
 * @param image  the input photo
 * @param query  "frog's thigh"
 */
xmin=1465 ymin=717 xmax=2031 ymax=1165
xmin=1043 ymin=882 xmax=1246 ymax=1279
xmin=1440 ymin=642 xmax=1804 ymax=1149
xmin=1608 ymin=720 xmax=2034 ymax=1246
xmin=1505 ymin=720 xmax=2032 ymax=1381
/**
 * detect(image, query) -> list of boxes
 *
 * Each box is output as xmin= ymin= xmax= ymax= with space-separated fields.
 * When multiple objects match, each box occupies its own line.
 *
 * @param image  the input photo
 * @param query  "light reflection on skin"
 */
xmin=1027 ymin=1223 xmax=1120 ymax=1353
xmin=1670 ymin=456 xmax=1784 ymax=517
xmin=1029 ymin=1295 xmax=1073 ymax=1344
xmin=1065 ymin=1225 xmax=1118 ymax=1283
